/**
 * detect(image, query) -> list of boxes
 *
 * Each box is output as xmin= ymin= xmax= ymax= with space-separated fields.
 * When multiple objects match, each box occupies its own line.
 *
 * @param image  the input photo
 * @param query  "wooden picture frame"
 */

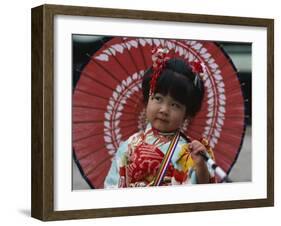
xmin=31 ymin=4 xmax=274 ymax=221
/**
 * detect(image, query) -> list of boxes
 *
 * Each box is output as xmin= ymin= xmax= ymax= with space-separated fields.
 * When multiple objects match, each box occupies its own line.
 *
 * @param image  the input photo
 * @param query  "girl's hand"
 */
xmin=189 ymin=140 xmax=206 ymax=166
xmin=189 ymin=140 xmax=210 ymax=184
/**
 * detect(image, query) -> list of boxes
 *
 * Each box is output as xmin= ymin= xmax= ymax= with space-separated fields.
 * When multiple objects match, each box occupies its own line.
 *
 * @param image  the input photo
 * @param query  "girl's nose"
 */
xmin=159 ymin=104 xmax=169 ymax=114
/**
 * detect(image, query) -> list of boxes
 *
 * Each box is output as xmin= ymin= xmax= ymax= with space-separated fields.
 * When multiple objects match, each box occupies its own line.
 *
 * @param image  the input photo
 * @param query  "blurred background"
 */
xmin=72 ymin=36 xmax=252 ymax=189
xmin=220 ymin=42 xmax=252 ymax=182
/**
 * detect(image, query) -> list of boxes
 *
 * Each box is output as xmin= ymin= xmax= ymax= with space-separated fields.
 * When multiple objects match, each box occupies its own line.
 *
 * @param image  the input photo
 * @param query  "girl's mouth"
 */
xmin=155 ymin=118 xmax=169 ymax=123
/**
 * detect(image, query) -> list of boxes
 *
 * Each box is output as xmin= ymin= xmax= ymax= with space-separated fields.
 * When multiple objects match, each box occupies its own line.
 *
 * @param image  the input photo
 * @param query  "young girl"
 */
xmin=104 ymin=48 xmax=216 ymax=188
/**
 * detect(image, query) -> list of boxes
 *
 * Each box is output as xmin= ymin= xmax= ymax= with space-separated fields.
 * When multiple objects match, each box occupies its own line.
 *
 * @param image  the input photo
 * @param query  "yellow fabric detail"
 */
xmin=177 ymin=144 xmax=194 ymax=173
xmin=176 ymin=143 xmax=215 ymax=172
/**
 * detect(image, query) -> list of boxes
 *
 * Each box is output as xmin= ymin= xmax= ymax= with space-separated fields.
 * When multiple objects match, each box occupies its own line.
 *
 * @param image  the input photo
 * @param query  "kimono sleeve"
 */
xmin=104 ymin=140 xmax=129 ymax=189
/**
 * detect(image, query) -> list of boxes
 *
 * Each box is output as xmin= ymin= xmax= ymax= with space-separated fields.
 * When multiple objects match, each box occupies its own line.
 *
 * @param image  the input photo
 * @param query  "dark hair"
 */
xmin=142 ymin=58 xmax=204 ymax=118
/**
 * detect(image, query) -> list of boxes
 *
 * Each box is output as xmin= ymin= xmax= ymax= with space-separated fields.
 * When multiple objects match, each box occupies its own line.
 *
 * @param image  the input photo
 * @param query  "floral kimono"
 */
xmin=104 ymin=124 xmax=216 ymax=188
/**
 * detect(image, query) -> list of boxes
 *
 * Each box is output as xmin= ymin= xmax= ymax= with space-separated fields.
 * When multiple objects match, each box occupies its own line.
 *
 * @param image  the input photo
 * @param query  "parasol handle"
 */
xmin=199 ymin=151 xmax=232 ymax=183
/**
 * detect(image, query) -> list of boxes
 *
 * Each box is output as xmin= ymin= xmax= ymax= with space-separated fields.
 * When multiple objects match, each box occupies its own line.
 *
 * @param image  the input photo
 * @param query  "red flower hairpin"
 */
xmin=150 ymin=48 xmax=204 ymax=95
xmin=150 ymin=47 xmax=170 ymax=96
xmin=190 ymin=61 xmax=204 ymax=88
xmin=190 ymin=61 xmax=203 ymax=74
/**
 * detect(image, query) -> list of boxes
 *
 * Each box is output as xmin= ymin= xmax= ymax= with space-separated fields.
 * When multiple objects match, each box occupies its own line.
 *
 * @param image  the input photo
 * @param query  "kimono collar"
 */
xmin=145 ymin=123 xmax=178 ymax=138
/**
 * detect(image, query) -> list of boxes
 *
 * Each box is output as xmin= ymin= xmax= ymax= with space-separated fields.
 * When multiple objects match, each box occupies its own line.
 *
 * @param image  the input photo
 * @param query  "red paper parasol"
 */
xmin=73 ymin=37 xmax=246 ymax=188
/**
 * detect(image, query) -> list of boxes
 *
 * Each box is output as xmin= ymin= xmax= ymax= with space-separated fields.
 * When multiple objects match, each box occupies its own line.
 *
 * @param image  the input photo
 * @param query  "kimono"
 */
xmin=104 ymin=124 xmax=216 ymax=188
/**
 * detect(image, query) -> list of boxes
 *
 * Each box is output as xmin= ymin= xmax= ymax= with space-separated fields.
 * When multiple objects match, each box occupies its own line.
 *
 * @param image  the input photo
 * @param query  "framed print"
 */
xmin=31 ymin=4 xmax=274 ymax=221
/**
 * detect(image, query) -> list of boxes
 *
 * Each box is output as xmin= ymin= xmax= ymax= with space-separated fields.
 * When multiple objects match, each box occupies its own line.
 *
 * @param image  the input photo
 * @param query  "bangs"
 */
xmin=155 ymin=70 xmax=194 ymax=105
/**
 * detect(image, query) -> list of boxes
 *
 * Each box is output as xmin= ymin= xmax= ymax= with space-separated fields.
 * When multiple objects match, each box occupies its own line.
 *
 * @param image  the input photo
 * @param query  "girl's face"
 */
xmin=146 ymin=93 xmax=186 ymax=133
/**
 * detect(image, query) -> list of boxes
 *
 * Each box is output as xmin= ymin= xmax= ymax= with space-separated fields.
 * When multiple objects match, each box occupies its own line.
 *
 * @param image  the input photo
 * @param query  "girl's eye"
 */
xmin=153 ymin=95 xmax=162 ymax=102
xmin=171 ymin=102 xmax=182 ymax=109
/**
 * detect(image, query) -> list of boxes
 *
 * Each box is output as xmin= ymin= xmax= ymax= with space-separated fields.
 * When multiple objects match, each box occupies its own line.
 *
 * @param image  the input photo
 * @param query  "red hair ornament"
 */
xmin=149 ymin=48 xmax=170 ymax=96
xmin=150 ymin=48 xmax=204 ymax=95
xmin=190 ymin=61 xmax=204 ymax=87
xmin=190 ymin=61 xmax=203 ymax=74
